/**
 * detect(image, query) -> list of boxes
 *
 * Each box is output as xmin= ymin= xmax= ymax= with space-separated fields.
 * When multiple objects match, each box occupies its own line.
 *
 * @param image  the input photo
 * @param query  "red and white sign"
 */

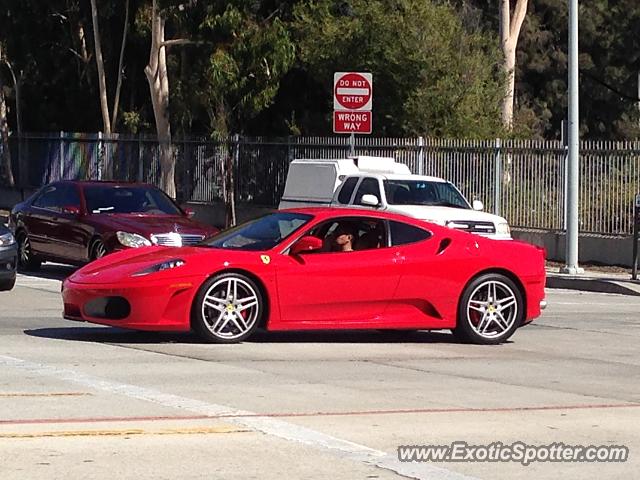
xmin=333 ymin=111 xmax=372 ymax=134
xmin=334 ymin=72 xmax=373 ymax=111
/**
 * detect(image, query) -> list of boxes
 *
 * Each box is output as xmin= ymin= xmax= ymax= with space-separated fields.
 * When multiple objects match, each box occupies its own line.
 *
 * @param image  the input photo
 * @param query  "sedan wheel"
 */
xmin=17 ymin=231 xmax=41 ymax=271
xmin=91 ymin=239 xmax=107 ymax=261
xmin=192 ymin=273 xmax=263 ymax=343
xmin=453 ymin=273 xmax=523 ymax=345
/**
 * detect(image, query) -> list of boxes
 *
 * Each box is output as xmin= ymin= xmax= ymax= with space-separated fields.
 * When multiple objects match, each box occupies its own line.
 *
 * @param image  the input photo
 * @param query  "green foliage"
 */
xmin=293 ymin=0 xmax=506 ymax=138
xmin=200 ymin=2 xmax=296 ymax=135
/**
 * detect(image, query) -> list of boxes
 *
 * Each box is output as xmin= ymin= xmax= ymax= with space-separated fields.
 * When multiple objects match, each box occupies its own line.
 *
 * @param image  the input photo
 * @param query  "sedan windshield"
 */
xmin=202 ymin=212 xmax=313 ymax=251
xmin=84 ymin=185 xmax=182 ymax=215
xmin=383 ymin=180 xmax=470 ymax=209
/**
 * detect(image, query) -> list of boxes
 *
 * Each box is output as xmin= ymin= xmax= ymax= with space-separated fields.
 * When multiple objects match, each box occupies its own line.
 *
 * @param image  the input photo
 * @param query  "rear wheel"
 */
xmin=192 ymin=272 xmax=264 ymax=344
xmin=17 ymin=230 xmax=41 ymax=271
xmin=453 ymin=273 xmax=523 ymax=345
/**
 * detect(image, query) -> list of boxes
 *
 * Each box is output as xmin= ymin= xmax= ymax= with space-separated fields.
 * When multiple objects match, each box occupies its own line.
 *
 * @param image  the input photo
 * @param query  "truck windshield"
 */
xmin=383 ymin=180 xmax=470 ymax=209
xmin=202 ymin=212 xmax=313 ymax=251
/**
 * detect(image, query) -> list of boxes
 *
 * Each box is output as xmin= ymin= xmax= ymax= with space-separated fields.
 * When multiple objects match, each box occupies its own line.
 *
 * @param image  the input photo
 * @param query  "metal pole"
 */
xmin=349 ymin=133 xmax=355 ymax=156
xmin=561 ymin=0 xmax=583 ymax=274
xmin=494 ymin=138 xmax=502 ymax=216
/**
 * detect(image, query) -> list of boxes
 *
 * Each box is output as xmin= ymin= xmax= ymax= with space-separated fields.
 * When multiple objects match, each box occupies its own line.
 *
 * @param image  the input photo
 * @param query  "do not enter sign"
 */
xmin=334 ymin=72 xmax=373 ymax=111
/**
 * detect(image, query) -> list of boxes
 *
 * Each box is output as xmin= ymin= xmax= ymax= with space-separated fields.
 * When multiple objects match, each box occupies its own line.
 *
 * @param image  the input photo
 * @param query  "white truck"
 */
xmin=278 ymin=156 xmax=511 ymax=239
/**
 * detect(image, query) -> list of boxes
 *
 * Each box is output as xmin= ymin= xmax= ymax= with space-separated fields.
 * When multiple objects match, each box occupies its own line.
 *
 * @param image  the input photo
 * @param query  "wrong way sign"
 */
xmin=334 ymin=111 xmax=372 ymax=134
xmin=334 ymin=72 xmax=373 ymax=111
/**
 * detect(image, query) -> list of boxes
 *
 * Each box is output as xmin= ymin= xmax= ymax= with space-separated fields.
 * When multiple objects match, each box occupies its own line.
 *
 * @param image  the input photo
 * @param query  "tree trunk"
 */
xmin=89 ymin=0 xmax=111 ymax=135
xmin=0 ymin=85 xmax=15 ymax=187
xmin=144 ymin=0 xmax=176 ymax=198
xmin=111 ymin=0 xmax=130 ymax=132
xmin=499 ymin=0 xmax=528 ymax=130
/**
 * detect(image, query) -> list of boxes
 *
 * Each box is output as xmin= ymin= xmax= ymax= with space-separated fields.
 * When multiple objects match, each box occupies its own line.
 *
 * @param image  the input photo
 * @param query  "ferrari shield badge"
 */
xmin=260 ymin=255 xmax=271 ymax=265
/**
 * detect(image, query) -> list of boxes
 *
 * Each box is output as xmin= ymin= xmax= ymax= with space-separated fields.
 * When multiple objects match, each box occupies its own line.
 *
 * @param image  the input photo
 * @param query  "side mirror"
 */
xmin=360 ymin=194 xmax=380 ymax=207
xmin=62 ymin=205 xmax=81 ymax=216
xmin=291 ymin=236 xmax=323 ymax=255
xmin=183 ymin=208 xmax=196 ymax=219
xmin=472 ymin=200 xmax=484 ymax=211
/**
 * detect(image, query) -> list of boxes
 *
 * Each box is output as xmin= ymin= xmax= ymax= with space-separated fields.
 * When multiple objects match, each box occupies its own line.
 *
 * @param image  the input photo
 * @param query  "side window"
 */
xmin=354 ymin=177 xmax=381 ymax=205
xmin=306 ymin=217 xmax=387 ymax=253
xmin=33 ymin=186 xmax=61 ymax=210
xmin=337 ymin=177 xmax=359 ymax=204
xmin=59 ymin=185 xmax=81 ymax=207
xmin=390 ymin=221 xmax=431 ymax=246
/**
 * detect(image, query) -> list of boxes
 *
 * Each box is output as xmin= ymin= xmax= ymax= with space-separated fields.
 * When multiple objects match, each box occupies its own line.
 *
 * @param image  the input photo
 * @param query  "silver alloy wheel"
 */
xmin=201 ymin=276 xmax=260 ymax=340
xmin=93 ymin=241 xmax=106 ymax=259
xmin=19 ymin=233 xmax=31 ymax=265
xmin=466 ymin=280 xmax=518 ymax=339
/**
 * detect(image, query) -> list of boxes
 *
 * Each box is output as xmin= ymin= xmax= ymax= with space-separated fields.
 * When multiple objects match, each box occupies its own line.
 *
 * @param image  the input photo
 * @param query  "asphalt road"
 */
xmin=0 ymin=264 xmax=638 ymax=480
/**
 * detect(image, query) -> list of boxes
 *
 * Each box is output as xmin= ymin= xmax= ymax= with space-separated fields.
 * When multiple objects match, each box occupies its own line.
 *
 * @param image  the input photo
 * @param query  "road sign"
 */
xmin=333 ymin=111 xmax=372 ymax=134
xmin=334 ymin=72 xmax=372 ymax=111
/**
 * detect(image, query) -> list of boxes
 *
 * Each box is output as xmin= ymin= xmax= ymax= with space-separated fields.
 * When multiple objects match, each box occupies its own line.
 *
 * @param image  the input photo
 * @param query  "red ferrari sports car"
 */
xmin=61 ymin=208 xmax=546 ymax=345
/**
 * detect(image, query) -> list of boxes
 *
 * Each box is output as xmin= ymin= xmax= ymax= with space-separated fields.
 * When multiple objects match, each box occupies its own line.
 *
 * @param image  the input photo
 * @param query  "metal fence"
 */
xmin=6 ymin=132 xmax=640 ymax=236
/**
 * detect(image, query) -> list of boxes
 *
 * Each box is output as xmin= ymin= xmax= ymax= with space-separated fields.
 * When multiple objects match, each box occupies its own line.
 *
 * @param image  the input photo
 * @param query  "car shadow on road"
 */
xmin=24 ymin=326 xmax=465 ymax=345
xmin=19 ymin=263 xmax=77 ymax=281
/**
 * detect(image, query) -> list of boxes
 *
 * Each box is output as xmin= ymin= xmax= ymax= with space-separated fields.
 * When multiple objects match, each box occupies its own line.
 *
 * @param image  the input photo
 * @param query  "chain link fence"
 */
xmin=6 ymin=133 xmax=640 ymax=236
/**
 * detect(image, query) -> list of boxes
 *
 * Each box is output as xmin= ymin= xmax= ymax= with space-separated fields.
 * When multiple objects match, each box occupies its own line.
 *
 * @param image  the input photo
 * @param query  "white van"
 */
xmin=278 ymin=157 xmax=511 ymax=239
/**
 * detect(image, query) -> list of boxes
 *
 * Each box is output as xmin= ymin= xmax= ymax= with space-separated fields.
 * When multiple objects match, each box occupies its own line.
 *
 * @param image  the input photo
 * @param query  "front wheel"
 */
xmin=0 ymin=278 xmax=16 ymax=291
xmin=90 ymin=238 xmax=107 ymax=261
xmin=17 ymin=231 xmax=41 ymax=271
xmin=453 ymin=273 xmax=524 ymax=345
xmin=192 ymin=272 xmax=264 ymax=344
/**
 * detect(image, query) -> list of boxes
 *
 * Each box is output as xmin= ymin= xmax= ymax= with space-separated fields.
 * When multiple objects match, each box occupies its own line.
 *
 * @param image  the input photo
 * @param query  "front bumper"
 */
xmin=61 ymin=275 xmax=205 ymax=331
xmin=0 ymin=245 xmax=18 ymax=281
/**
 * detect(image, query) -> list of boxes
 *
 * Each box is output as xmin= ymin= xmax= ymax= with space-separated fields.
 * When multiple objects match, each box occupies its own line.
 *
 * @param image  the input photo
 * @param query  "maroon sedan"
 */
xmin=9 ymin=181 xmax=219 ymax=270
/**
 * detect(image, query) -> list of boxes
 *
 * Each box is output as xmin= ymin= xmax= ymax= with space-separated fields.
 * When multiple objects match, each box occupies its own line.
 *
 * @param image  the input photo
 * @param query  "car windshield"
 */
xmin=84 ymin=185 xmax=181 ymax=215
xmin=202 ymin=212 xmax=313 ymax=251
xmin=383 ymin=180 xmax=470 ymax=209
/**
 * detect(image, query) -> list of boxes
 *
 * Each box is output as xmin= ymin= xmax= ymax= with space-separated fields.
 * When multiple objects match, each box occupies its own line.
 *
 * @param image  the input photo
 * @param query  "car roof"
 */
xmin=280 ymin=206 xmax=430 ymax=224
xmin=346 ymin=173 xmax=448 ymax=182
xmin=54 ymin=180 xmax=157 ymax=188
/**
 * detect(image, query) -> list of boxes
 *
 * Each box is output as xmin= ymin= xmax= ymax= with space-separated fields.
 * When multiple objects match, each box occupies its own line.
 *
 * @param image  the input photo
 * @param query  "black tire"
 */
xmin=192 ymin=272 xmax=264 ymax=344
xmin=16 ymin=230 xmax=41 ymax=271
xmin=452 ymin=273 xmax=524 ymax=345
xmin=90 ymin=238 xmax=107 ymax=261
xmin=0 ymin=278 xmax=16 ymax=291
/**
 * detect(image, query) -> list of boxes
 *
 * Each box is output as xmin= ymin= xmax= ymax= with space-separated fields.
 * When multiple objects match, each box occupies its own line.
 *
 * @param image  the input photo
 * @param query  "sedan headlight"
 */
xmin=116 ymin=231 xmax=151 ymax=248
xmin=496 ymin=222 xmax=511 ymax=236
xmin=0 ymin=232 xmax=16 ymax=247
xmin=133 ymin=259 xmax=186 ymax=277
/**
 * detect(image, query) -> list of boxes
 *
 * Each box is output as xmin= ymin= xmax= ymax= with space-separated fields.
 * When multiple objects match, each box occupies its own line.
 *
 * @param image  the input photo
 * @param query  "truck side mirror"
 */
xmin=360 ymin=194 xmax=380 ymax=207
xmin=472 ymin=200 xmax=484 ymax=211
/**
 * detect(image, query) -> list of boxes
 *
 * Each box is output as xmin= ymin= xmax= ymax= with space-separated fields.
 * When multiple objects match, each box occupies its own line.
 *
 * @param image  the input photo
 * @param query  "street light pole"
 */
xmin=562 ymin=0 xmax=584 ymax=274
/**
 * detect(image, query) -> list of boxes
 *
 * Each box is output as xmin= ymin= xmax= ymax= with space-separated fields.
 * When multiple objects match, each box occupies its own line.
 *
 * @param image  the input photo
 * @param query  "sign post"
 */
xmin=632 ymin=194 xmax=640 ymax=280
xmin=333 ymin=72 xmax=373 ymax=137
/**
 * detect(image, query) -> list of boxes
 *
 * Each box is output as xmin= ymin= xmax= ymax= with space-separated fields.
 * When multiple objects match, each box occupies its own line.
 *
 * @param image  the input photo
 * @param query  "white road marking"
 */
xmin=15 ymin=275 xmax=61 ymax=293
xmin=0 ymin=354 xmax=477 ymax=480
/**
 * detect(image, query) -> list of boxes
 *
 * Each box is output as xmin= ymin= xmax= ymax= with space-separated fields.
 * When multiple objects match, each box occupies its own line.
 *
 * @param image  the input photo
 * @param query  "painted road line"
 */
xmin=0 ymin=392 xmax=91 ymax=398
xmin=0 ymin=354 xmax=479 ymax=480
xmin=0 ymin=415 xmax=211 ymax=426
xmin=0 ymin=425 xmax=247 ymax=439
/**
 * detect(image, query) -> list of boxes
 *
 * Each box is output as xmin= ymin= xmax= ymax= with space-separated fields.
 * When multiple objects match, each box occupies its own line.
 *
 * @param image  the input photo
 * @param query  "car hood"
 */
xmin=385 ymin=205 xmax=508 ymax=225
xmin=87 ymin=214 xmax=217 ymax=237
xmin=67 ymin=245 xmax=258 ymax=284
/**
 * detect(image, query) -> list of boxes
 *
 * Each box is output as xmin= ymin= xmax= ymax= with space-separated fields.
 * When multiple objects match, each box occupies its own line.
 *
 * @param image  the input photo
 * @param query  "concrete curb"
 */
xmin=546 ymin=273 xmax=640 ymax=296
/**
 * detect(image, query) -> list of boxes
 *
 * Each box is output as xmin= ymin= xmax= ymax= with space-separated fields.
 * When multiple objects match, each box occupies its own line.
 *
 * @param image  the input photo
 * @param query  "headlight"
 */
xmin=0 ymin=232 xmax=16 ymax=247
xmin=496 ymin=222 xmax=511 ymax=236
xmin=133 ymin=259 xmax=185 ymax=277
xmin=117 ymin=231 xmax=151 ymax=248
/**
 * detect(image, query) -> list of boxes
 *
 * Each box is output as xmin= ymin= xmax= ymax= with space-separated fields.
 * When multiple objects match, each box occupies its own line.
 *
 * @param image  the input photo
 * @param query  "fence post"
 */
xmin=59 ymin=131 xmax=64 ymax=180
xmin=137 ymin=134 xmax=143 ymax=182
xmin=494 ymin=138 xmax=502 ymax=216
xmin=417 ymin=136 xmax=424 ymax=175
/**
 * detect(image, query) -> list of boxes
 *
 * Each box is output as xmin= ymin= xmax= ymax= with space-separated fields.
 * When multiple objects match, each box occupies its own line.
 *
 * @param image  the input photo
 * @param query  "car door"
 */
xmin=27 ymin=184 xmax=63 ymax=257
xmin=52 ymin=184 xmax=88 ymax=262
xmin=274 ymin=217 xmax=404 ymax=326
